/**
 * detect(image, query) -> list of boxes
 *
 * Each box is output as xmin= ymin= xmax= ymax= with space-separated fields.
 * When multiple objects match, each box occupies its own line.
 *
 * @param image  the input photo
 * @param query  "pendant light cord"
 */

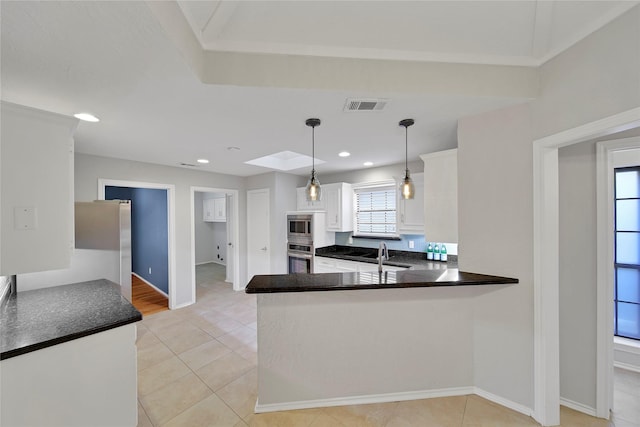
xmin=312 ymin=125 xmax=315 ymax=174
xmin=405 ymin=125 xmax=408 ymax=173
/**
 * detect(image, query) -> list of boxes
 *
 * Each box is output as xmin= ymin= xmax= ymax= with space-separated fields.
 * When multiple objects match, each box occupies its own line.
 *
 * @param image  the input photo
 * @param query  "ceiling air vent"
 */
xmin=179 ymin=162 xmax=198 ymax=167
xmin=344 ymin=98 xmax=388 ymax=112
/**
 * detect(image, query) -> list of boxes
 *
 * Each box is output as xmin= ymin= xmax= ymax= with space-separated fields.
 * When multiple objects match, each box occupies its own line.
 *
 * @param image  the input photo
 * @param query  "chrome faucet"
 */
xmin=378 ymin=241 xmax=389 ymax=273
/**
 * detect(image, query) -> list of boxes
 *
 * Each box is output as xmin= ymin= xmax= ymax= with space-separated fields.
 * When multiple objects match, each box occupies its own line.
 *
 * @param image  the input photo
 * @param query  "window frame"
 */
xmin=614 ymin=165 xmax=640 ymax=341
xmin=351 ymin=180 xmax=399 ymax=239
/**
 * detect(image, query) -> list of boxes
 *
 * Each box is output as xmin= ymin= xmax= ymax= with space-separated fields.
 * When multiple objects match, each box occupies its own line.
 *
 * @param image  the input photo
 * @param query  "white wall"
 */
xmin=75 ymin=153 xmax=245 ymax=307
xmin=458 ymin=103 xmax=534 ymax=409
xmin=194 ymin=192 xmax=227 ymax=265
xmin=558 ymin=141 xmax=598 ymax=408
xmin=321 ymin=160 xmax=423 ymax=186
xmin=456 ymin=4 xmax=640 ymax=413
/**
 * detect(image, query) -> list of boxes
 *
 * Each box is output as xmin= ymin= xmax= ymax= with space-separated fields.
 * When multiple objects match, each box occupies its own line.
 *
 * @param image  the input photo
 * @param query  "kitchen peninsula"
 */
xmin=246 ymin=266 xmax=517 ymax=413
xmin=1 ymin=279 xmax=141 ymax=426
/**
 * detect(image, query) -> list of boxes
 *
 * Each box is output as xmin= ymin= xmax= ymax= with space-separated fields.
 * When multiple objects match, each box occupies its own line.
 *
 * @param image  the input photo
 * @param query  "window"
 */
xmin=354 ymin=184 xmax=397 ymax=236
xmin=614 ymin=166 xmax=640 ymax=340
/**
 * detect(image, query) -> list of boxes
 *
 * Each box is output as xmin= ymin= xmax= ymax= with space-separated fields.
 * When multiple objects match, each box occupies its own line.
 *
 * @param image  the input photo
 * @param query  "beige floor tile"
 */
xmin=216 ymin=368 xmax=258 ymax=419
xmin=161 ymin=394 xmax=242 ymax=427
xmin=610 ymin=416 xmax=640 ymax=427
xmin=234 ymin=346 xmax=258 ymax=365
xmin=178 ymin=339 xmax=232 ymax=371
xmin=245 ymin=408 xmax=325 ymax=427
xmin=614 ymin=368 xmax=640 ymax=397
xmin=320 ymin=402 xmax=397 ymax=427
xmin=136 ymin=327 xmax=161 ymax=348
xmin=196 ymin=351 xmax=255 ymax=391
xmin=234 ymin=420 xmax=249 ymax=427
xmin=138 ymin=356 xmax=191 ymax=396
xmin=152 ymin=319 xmax=205 ymax=341
xmin=199 ymin=317 xmax=245 ymax=338
xmin=309 ymin=412 xmax=349 ymax=426
xmin=217 ymin=325 xmax=257 ymax=351
xmin=140 ymin=373 xmax=213 ymax=426
xmin=143 ymin=311 xmax=185 ymax=332
xmin=158 ymin=326 xmax=215 ymax=354
xmin=138 ymin=340 xmax=175 ymax=371
xmin=388 ymin=396 xmax=467 ymax=426
xmin=138 ymin=400 xmax=153 ymax=427
xmin=462 ymin=395 xmax=538 ymax=426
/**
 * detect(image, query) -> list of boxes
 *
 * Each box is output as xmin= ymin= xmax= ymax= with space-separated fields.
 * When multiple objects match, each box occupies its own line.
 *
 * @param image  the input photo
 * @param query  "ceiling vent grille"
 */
xmin=344 ymin=98 xmax=388 ymax=112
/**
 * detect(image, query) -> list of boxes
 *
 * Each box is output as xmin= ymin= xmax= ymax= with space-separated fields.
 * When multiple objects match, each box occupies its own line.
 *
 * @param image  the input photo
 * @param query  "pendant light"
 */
xmin=399 ymin=118 xmax=415 ymax=200
xmin=305 ymin=118 xmax=322 ymax=201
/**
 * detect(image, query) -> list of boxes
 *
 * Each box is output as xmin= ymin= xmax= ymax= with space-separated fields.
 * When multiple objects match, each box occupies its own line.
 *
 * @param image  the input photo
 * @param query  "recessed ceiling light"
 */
xmin=338 ymin=151 xmax=351 ymax=157
xmin=363 ymin=161 xmax=373 ymax=167
xmin=197 ymin=159 xmax=209 ymax=164
xmin=73 ymin=112 xmax=100 ymax=122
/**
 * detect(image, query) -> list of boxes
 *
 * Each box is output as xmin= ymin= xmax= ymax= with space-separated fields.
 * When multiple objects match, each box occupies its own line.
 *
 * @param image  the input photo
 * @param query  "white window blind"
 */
xmin=354 ymin=185 xmax=397 ymax=235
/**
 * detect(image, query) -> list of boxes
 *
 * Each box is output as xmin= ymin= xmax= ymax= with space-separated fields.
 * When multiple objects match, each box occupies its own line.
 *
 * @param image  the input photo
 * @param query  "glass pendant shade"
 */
xmin=306 ymin=171 xmax=322 ymax=201
xmin=399 ymin=118 xmax=415 ymax=200
xmin=400 ymin=170 xmax=415 ymax=200
xmin=305 ymin=118 xmax=322 ymax=201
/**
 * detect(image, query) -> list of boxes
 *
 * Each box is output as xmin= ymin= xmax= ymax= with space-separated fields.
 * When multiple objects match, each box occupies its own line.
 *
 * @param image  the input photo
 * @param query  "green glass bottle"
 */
xmin=426 ymin=243 xmax=433 ymax=260
xmin=434 ymin=243 xmax=441 ymax=261
xmin=441 ymin=244 xmax=448 ymax=262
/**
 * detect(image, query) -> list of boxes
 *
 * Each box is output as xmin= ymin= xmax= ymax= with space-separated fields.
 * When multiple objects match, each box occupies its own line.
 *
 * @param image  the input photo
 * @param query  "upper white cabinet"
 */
xmin=420 ymin=149 xmax=458 ymax=243
xmin=1 ymin=102 xmax=77 ymax=275
xmin=203 ymin=197 xmax=226 ymax=222
xmin=296 ymin=187 xmax=326 ymax=211
xmin=397 ymin=172 xmax=425 ymax=234
xmin=324 ymin=183 xmax=353 ymax=232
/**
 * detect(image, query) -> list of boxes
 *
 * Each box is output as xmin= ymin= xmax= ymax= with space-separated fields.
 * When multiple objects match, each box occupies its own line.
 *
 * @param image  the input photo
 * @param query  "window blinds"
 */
xmin=355 ymin=186 xmax=397 ymax=235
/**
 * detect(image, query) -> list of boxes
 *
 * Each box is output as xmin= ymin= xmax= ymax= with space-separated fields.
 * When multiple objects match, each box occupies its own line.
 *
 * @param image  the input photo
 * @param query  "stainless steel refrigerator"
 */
xmin=75 ymin=200 xmax=132 ymax=300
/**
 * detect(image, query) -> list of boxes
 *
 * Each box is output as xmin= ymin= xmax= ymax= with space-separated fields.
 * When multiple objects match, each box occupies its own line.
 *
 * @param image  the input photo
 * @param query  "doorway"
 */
xmin=190 ymin=187 xmax=240 ymax=296
xmin=99 ymin=179 xmax=176 ymax=309
xmin=533 ymin=108 xmax=640 ymax=425
xmin=247 ymin=188 xmax=271 ymax=282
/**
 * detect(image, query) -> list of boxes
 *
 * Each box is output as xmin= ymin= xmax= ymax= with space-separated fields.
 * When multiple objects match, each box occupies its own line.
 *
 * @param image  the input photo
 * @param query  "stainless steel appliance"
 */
xmin=287 ymin=239 xmax=314 ymax=274
xmin=286 ymin=212 xmax=334 ymax=274
xmin=287 ymin=214 xmax=313 ymax=240
xmin=75 ymin=200 xmax=132 ymax=300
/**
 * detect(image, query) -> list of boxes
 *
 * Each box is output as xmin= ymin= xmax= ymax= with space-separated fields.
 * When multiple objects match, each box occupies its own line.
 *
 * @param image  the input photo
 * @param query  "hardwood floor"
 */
xmin=131 ymin=275 xmax=168 ymax=316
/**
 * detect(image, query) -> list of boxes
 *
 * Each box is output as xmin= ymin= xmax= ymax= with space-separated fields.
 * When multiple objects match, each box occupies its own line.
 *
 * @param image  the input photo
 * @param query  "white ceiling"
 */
xmin=1 ymin=1 xmax=637 ymax=177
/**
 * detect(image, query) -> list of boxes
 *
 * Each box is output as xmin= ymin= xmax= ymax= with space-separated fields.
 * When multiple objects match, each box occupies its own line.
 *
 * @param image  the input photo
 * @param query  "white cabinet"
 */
xmin=203 ymin=197 xmax=226 ymax=222
xmin=397 ymin=172 xmax=425 ymax=234
xmin=420 ymin=149 xmax=458 ymax=243
xmin=296 ymin=187 xmax=326 ymax=211
xmin=314 ymin=257 xmax=336 ymax=273
xmin=324 ymin=183 xmax=353 ymax=232
xmin=1 ymin=102 xmax=77 ymax=275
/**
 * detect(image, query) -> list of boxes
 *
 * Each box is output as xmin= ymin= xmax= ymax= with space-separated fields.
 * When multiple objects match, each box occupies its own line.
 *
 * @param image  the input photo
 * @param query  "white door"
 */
xmin=247 ymin=189 xmax=270 ymax=282
xmin=225 ymin=193 xmax=234 ymax=284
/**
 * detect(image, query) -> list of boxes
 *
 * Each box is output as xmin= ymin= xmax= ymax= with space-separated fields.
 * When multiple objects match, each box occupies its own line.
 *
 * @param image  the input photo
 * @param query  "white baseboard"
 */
xmin=474 ymin=387 xmax=534 ymax=417
xmin=559 ymin=397 xmax=597 ymax=417
xmin=132 ymin=272 xmax=168 ymax=298
xmin=254 ymin=386 xmax=475 ymax=414
xmin=614 ymin=361 xmax=640 ymax=373
xmin=195 ymin=260 xmax=226 ymax=266
xmin=171 ymin=300 xmax=194 ymax=310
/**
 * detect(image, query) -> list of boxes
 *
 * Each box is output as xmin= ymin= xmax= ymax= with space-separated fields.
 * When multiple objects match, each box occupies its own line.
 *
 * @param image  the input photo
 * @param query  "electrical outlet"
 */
xmin=409 ymin=240 xmax=415 ymax=249
xmin=148 ymin=267 xmax=152 ymax=275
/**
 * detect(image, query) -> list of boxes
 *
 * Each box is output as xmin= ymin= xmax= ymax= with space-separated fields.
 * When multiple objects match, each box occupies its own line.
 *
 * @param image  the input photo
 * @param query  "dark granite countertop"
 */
xmin=315 ymin=245 xmax=458 ymax=269
xmin=1 ymin=279 xmax=142 ymax=360
xmin=246 ymin=268 xmax=518 ymax=294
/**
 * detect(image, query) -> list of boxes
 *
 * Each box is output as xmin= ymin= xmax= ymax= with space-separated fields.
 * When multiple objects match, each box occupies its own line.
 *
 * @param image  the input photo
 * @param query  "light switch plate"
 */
xmin=14 ymin=206 xmax=37 ymax=230
xmin=409 ymin=240 xmax=415 ymax=249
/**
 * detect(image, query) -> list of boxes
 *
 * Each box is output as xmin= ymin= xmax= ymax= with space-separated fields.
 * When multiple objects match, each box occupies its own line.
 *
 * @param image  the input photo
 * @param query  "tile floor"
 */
xmin=137 ymin=263 xmax=639 ymax=426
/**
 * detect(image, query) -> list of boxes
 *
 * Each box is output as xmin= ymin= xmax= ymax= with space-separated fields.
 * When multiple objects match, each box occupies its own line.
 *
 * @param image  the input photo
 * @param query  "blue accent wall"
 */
xmin=105 ymin=186 xmax=169 ymax=294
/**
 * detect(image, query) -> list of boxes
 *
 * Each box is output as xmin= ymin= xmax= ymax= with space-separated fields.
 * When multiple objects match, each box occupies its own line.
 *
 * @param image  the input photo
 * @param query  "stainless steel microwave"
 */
xmin=287 ymin=214 xmax=312 ymax=240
